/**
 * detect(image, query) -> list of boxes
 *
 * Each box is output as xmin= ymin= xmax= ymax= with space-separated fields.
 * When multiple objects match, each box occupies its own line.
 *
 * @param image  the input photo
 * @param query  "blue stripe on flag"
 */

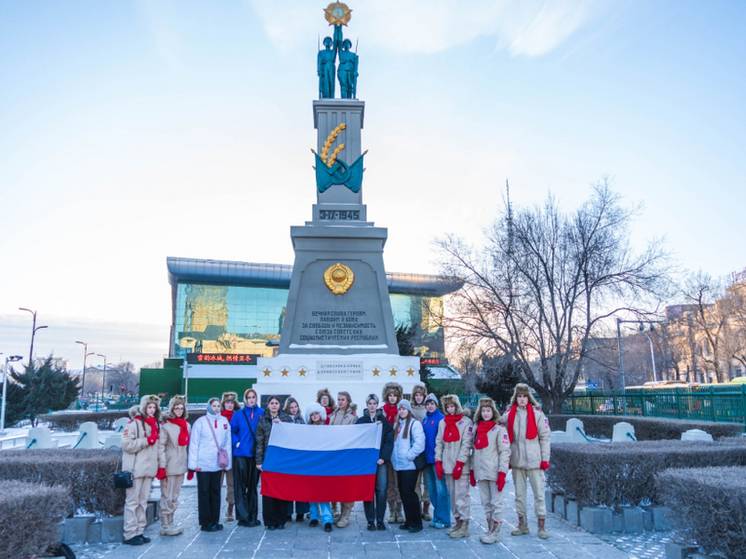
xmin=262 ymin=447 xmax=379 ymax=477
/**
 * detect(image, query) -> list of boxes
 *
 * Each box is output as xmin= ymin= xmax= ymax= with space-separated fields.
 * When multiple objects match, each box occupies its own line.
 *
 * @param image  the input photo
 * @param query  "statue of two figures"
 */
xmin=317 ymin=23 xmax=358 ymax=99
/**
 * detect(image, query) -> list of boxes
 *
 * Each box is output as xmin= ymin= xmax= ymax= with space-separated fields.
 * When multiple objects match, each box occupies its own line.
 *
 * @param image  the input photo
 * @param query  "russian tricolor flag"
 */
xmin=261 ymin=423 xmax=382 ymax=502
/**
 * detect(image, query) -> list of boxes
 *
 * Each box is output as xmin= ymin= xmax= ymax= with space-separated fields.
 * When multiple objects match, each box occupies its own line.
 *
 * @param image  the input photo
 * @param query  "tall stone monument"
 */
xmin=255 ymin=2 xmax=420 ymax=408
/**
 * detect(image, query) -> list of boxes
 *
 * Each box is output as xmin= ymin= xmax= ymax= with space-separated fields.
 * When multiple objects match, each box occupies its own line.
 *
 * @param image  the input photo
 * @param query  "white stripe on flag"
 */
xmin=268 ymin=422 xmax=381 ymax=452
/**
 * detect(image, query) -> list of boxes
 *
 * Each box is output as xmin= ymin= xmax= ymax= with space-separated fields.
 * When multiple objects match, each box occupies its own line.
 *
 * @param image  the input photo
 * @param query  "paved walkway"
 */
xmin=72 ymin=477 xmax=640 ymax=559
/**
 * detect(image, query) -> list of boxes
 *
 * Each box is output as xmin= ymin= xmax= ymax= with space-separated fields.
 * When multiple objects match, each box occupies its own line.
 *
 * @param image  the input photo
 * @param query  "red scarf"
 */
xmin=474 ymin=420 xmax=495 ymax=450
xmin=383 ymin=403 xmax=398 ymax=424
xmin=507 ymin=403 xmax=538 ymax=444
xmin=168 ymin=417 xmax=190 ymax=446
xmin=324 ymin=406 xmax=333 ymax=425
xmin=443 ymin=414 xmax=463 ymax=442
xmin=137 ymin=415 xmax=159 ymax=445
xmin=221 ymin=409 xmax=234 ymax=423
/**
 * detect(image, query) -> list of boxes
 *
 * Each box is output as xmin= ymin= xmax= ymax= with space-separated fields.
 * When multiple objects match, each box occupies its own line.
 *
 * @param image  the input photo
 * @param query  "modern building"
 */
xmin=139 ymin=256 xmax=461 ymax=402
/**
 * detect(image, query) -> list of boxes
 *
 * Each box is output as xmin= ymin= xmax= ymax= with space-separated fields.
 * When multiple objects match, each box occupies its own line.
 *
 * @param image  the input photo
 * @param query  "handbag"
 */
xmin=113 ymin=470 xmax=133 ymax=489
xmin=113 ymin=422 xmax=136 ymax=489
xmin=207 ymin=416 xmax=230 ymax=469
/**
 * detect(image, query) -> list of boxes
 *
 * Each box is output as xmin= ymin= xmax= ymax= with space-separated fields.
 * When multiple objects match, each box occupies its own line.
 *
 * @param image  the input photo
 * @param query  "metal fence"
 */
xmin=561 ymin=386 xmax=746 ymax=426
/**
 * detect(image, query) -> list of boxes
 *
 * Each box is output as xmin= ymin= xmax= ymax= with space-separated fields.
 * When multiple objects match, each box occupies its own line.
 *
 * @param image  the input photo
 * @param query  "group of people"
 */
xmin=119 ymin=382 xmax=551 ymax=546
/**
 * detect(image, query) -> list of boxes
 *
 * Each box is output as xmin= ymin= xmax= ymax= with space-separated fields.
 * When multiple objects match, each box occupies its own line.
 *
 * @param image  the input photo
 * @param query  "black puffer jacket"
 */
xmin=255 ymin=412 xmax=292 ymax=466
xmin=356 ymin=409 xmax=394 ymax=463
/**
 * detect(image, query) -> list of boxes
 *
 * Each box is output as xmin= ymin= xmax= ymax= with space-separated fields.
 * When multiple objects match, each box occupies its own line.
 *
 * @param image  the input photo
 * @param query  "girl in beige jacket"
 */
xmin=434 ymin=394 xmax=473 ymax=539
xmin=501 ymin=383 xmax=551 ymax=539
xmin=121 ymin=394 xmax=162 ymax=545
xmin=470 ymin=397 xmax=511 ymax=544
xmin=158 ymin=395 xmax=191 ymax=536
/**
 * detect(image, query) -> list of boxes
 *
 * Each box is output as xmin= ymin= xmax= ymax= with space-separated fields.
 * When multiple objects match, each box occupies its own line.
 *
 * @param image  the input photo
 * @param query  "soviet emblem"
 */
xmin=323 ymin=262 xmax=354 ymax=295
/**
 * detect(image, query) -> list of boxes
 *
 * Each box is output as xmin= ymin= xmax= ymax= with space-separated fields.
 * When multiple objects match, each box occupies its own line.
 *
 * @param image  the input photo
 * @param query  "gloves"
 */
xmin=147 ymin=434 xmax=158 ymax=446
xmin=497 ymin=471 xmax=506 ymax=492
xmin=156 ymin=468 xmax=166 ymax=481
xmin=540 ymin=461 xmax=550 ymax=471
xmin=452 ymin=461 xmax=464 ymax=480
xmin=469 ymin=470 xmax=476 ymax=487
xmin=435 ymin=461 xmax=444 ymax=480
xmin=187 ymin=470 xmax=195 ymax=481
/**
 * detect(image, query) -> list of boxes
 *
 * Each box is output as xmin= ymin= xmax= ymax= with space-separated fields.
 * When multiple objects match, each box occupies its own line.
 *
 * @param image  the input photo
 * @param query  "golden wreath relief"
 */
xmin=323 ymin=262 xmax=354 ymax=295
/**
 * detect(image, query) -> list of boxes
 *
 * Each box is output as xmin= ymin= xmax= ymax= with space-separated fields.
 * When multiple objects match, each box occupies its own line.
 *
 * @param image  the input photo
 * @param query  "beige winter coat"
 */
xmin=121 ymin=406 xmax=160 ymax=479
xmin=500 ymin=406 xmax=551 ymax=470
xmin=328 ymin=407 xmax=357 ymax=426
xmin=434 ymin=415 xmax=473 ymax=473
xmin=159 ymin=420 xmax=190 ymax=476
xmin=471 ymin=423 xmax=511 ymax=481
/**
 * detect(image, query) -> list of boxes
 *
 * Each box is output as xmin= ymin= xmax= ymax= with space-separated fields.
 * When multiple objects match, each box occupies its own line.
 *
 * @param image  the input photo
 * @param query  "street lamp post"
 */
xmin=19 ymin=308 xmax=48 ymax=367
xmin=96 ymin=354 xmax=107 ymax=411
xmin=178 ymin=337 xmax=198 ymax=402
xmin=1 ymin=354 xmax=24 ymax=434
xmin=76 ymin=341 xmax=95 ymax=397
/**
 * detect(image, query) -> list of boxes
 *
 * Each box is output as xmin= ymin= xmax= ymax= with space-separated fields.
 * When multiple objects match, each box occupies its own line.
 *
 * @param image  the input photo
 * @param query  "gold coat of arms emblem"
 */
xmin=323 ymin=262 xmax=354 ymax=295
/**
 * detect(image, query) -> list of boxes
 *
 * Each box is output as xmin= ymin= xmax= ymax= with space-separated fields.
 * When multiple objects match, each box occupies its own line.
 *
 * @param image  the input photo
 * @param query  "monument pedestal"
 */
xmin=256 ymin=353 xmax=420 ymax=410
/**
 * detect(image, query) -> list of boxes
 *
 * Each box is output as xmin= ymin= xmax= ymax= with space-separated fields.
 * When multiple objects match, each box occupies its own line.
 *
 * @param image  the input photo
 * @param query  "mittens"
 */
xmin=187 ymin=470 xmax=195 ymax=481
xmin=452 ymin=461 xmax=464 ymax=480
xmin=497 ymin=471 xmax=506 ymax=492
xmin=156 ymin=468 xmax=166 ymax=481
xmin=435 ymin=461 xmax=444 ymax=480
xmin=540 ymin=461 xmax=550 ymax=471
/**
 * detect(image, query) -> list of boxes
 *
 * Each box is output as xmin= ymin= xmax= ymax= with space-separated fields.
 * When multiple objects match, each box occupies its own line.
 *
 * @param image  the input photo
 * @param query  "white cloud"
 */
xmin=249 ymin=0 xmax=601 ymax=56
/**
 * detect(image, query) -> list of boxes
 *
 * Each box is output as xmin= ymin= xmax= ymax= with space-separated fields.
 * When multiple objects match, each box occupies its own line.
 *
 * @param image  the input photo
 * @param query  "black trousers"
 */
xmin=197 ymin=471 xmax=222 ymax=528
xmin=397 ymin=469 xmax=422 ymax=529
xmin=233 ymin=457 xmax=260 ymax=523
xmin=262 ymin=495 xmax=289 ymax=527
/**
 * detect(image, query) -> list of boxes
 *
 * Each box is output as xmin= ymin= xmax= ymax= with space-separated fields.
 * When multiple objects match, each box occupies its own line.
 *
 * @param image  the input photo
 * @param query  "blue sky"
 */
xmin=1 ymin=1 xmax=745 ymax=368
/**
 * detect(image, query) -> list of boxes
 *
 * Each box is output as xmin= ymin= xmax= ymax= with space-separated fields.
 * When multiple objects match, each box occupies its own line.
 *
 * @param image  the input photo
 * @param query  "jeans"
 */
xmin=423 ymin=464 xmax=451 ymax=526
xmin=309 ymin=502 xmax=333 ymax=525
xmin=363 ymin=463 xmax=388 ymax=524
xmin=396 ymin=469 xmax=422 ymax=529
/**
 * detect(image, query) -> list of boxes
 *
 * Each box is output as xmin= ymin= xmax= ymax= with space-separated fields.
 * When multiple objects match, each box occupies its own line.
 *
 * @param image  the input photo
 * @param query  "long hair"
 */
xmin=395 ymin=409 xmax=413 ymax=439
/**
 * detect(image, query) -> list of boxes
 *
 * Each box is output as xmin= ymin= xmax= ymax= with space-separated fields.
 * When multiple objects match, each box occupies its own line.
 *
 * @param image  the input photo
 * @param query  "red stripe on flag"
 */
xmin=260 ymin=472 xmax=376 ymax=502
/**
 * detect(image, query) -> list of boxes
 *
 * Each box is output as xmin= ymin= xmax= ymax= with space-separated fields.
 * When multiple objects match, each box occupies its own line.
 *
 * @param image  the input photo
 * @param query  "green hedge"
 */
xmin=0 ymin=481 xmax=71 ymax=558
xmin=548 ymin=439 xmax=746 ymax=509
xmin=0 ymin=449 xmax=125 ymax=516
xmin=657 ymin=467 xmax=746 ymax=558
xmin=548 ymin=414 xmax=744 ymax=440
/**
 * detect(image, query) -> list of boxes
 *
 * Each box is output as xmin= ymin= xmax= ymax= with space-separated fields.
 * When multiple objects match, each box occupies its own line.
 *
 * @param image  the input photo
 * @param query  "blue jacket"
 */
xmin=231 ymin=405 xmax=264 ymax=458
xmin=422 ymin=409 xmax=444 ymax=464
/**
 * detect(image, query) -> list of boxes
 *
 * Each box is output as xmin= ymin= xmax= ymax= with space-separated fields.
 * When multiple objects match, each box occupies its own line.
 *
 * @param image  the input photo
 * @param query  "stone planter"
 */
xmin=579 ymin=507 xmax=613 ymax=534
xmin=61 ymin=515 xmax=127 ymax=545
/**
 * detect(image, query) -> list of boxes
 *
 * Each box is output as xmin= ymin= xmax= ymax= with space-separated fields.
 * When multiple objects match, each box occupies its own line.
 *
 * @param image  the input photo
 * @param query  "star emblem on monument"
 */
xmin=406 ymin=367 xmax=416 ymax=376
xmin=372 ymin=367 xmax=380 ymax=376
xmin=298 ymin=368 xmax=307 ymax=377
xmin=389 ymin=367 xmax=397 ymax=376
xmin=262 ymin=368 xmax=271 ymax=377
xmin=281 ymin=368 xmax=289 ymax=377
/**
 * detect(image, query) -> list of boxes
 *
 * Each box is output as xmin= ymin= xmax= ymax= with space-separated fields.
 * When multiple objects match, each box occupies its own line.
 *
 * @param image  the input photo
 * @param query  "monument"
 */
xmin=255 ymin=2 xmax=420 ymax=408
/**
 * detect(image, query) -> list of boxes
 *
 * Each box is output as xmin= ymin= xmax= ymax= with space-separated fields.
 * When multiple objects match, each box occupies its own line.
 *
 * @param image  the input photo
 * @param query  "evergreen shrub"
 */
xmin=548 ymin=439 xmax=746 ymax=509
xmin=0 ymin=449 xmax=125 ymax=515
xmin=0 ymin=481 xmax=70 ymax=559
xmin=657 ymin=466 xmax=746 ymax=558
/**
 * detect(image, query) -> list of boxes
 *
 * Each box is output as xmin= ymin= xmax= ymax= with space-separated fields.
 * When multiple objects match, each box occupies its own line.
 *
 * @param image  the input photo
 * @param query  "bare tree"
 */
xmin=438 ymin=180 xmax=669 ymax=412
xmin=682 ymin=273 xmax=730 ymax=382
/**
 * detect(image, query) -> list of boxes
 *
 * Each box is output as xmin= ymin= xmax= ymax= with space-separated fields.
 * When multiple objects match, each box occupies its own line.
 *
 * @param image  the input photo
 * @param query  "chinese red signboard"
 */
xmin=186 ymin=353 xmax=258 ymax=365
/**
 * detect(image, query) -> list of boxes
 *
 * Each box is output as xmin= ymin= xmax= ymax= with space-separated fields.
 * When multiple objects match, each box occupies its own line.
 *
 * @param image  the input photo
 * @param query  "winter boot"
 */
xmin=449 ymin=520 xmax=469 ymax=539
xmin=480 ymin=520 xmax=501 ymax=544
xmin=480 ymin=519 xmax=494 ymax=544
xmin=511 ymin=515 xmax=529 ymax=536
xmin=446 ymin=519 xmax=462 ymax=536
xmin=537 ymin=517 xmax=549 ymax=539
xmin=225 ymin=504 xmax=235 ymax=523
xmin=335 ymin=504 xmax=351 ymax=528
xmin=159 ymin=514 xmax=172 ymax=536
xmin=421 ymin=500 xmax=432 ymax=521
xmin=387 ymin=502 xmax=397 ymax=523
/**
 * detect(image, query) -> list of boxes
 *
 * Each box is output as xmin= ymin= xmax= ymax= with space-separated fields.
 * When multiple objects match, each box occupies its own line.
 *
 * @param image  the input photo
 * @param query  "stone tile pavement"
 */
xmin=71 ymin=476 xmax=657 ymax=559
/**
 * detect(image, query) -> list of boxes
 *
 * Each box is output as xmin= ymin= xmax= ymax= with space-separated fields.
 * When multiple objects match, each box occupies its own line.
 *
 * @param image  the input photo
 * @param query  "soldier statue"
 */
xmin=317 ymin=36 xmax=336 ymax=99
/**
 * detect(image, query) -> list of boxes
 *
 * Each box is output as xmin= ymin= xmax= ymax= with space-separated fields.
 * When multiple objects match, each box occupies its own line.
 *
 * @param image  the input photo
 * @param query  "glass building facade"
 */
xmin=168 ymin=257 xmax=459 ymax=361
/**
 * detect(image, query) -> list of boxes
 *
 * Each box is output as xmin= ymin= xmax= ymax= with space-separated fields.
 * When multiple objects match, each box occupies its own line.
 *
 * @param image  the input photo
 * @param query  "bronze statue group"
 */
xmin=120 ymin=382 xmax=551 ymax=546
